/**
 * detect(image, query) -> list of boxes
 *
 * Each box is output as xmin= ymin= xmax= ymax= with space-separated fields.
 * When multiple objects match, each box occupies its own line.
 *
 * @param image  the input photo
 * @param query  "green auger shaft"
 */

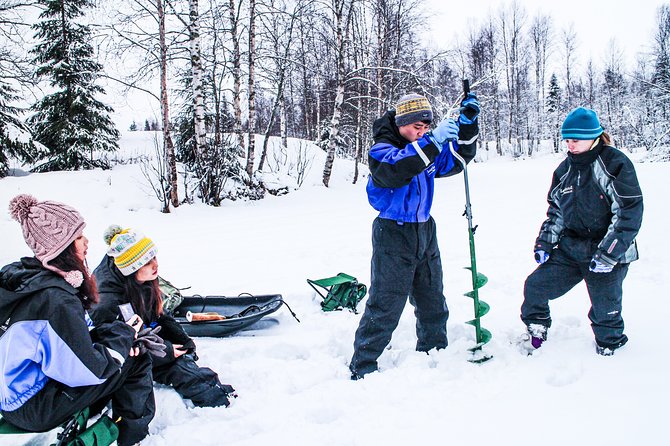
xmin=465 ymin=225 xmax=491 ymax=348
xmin=449 ymin=79 xmax=492 ymax=360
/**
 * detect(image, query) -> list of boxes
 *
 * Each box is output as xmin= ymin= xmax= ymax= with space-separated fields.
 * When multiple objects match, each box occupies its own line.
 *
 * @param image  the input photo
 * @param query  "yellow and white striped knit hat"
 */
xmin=103 ymin=225 xmax=158 ymax=276
xmin=394 ymin=93 xmax=433 ymax=127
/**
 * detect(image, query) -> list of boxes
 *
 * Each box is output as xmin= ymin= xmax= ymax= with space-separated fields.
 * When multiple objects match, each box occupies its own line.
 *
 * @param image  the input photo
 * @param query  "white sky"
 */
xmin=426 ymin=0 xmax=662 ymax=70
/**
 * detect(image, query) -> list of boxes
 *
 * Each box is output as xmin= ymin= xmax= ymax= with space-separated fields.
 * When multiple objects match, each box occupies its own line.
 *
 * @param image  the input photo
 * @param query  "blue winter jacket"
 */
xmin=367 ymin=110 xmax=478 ymax=223
xmin=0 ymin=257 xmax=135 ymax=412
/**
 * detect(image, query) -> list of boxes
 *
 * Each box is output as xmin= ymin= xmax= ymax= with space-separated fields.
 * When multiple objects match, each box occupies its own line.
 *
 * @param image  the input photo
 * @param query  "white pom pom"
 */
xmin=63 ymin=270 xmax=84 ymax=288
xmin=103 ymin=224 xmax=124 ymax=245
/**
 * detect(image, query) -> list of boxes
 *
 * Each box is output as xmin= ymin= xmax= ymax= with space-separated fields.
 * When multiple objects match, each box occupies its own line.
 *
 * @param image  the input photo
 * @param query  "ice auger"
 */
xmin=449 ymin=79 xmax=492 ymax=363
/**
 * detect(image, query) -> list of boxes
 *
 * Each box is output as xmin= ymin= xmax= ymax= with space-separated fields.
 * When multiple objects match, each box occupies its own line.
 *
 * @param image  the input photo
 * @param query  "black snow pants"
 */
xmin=153 ymin=354 xmax=234 ymax=407
xmin=350 ymin=217 xmax=449 ymax=377
xmin=521 ymin=236 xmax=629 ymax=349
xmin=1 ymin=354 xmax=155 ymax=446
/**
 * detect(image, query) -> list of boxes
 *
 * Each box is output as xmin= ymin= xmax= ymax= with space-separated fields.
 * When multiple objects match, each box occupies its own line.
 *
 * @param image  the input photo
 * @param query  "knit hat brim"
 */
xmin=561 ymin=127 xmax=604 ymax=140
xmin=114 ymin=238 xmax=158 ymax=276
xmin=40 ymin=221 xmax=86 ymax=267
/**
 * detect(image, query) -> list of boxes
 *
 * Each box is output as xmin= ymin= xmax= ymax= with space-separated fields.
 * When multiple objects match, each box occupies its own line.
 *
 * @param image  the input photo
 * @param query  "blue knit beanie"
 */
xmin=561 ymin=107 xmax=603 ymax=140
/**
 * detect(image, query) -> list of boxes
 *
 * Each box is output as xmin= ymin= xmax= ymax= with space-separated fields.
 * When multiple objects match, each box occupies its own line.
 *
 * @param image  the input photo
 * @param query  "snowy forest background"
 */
xmin=1 ymin=0 xmax=669 ymax=209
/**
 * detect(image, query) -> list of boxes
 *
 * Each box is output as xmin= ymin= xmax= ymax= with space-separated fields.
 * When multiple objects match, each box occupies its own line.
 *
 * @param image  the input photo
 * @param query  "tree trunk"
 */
xmin=228 ymin=0 xmax=245 ymax=154
xmin=322 ymin=0 xmax=355 ymax=187
xmin=322 ymin=86 xmax=345 ymax=187
xmin=353 ymin=95 xmax=362 ymax=184
xmin=259 ymin=95 xmax=281 ymax=171
xmin=158 ymin=0 xmax=178 ymax=210
xmin=315 ymin=73 xmax=321 ymax=139
xmin=245 ymin=0 xmax=256 ymax=181
xmin=189 ymin=0 xmax=206 ymax=162
xmin=280 ymin=93 xmax=288 ymax=151
xmin=210 ymin=7 xmax=221 ymax=146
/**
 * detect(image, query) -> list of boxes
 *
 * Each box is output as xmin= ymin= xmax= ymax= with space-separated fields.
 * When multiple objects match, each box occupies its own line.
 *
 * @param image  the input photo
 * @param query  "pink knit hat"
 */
xmin=9 ymin=194 xmax=86 ymax=286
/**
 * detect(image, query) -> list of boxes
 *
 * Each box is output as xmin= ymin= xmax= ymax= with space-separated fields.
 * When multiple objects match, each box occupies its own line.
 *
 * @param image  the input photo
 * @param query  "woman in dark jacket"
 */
xmin=0 ymin=195 xmax=155 ymax=446
xmin=520 ymin=107 xmax=643 ymax=356
xmin=91 ymin=225 xmax=236 ymax=408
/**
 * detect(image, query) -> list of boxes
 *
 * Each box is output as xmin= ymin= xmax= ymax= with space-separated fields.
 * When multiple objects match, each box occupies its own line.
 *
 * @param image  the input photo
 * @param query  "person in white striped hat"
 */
xmin=92 ymin=225 xmax=237 ymax=408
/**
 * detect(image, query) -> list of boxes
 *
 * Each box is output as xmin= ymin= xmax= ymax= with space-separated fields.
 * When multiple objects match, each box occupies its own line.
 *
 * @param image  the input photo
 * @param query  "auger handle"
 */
xmin=449 ymin=78 xmax=474 ymax=230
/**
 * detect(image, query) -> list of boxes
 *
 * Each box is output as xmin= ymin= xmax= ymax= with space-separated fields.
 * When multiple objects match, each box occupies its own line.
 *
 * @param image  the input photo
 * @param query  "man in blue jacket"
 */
xmin=350 ymin=92 xmax=479 ymax=379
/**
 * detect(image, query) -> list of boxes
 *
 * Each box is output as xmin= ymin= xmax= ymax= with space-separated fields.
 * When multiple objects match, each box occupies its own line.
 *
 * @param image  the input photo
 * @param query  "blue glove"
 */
xmin=589 ymin=258 xmax=615 ymax=273
xmin=534 ymin=250 xmax=550 ymax=264
xmin=459 ymin=93 xmax=480 ymax=125
xmin=430 ymin=118 xmax=459 ymax=144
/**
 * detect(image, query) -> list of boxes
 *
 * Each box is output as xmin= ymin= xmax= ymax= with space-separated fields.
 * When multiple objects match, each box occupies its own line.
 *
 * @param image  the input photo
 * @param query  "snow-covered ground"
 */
xmin=1 ymin=133 xmax=668 ymax=445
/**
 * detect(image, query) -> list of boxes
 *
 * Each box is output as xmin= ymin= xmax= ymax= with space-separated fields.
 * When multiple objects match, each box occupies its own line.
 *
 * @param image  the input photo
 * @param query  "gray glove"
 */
xmin=133 ymin=326 xmax=167 ymax=358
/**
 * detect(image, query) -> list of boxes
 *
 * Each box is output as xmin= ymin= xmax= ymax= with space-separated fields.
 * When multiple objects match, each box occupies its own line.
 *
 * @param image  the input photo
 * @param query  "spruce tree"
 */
xmin=0 ymin=80 xmax=40 ymax=177
xmin=28 ymin=0 xmax=119 ymax=171
xmin=546 ymin=74 xmax=562 ymax=153
xmin=652 ymin=5 xmax=670 ymax=121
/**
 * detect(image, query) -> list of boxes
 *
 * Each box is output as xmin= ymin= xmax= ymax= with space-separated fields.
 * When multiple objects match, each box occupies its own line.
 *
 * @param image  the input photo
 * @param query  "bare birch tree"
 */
xmin=561 ymin=24 xmax=578 ymax=109
xmin=245 ymin=0 xmax=257 ymax=180
xmin=257 ymin=0 xmax=303 ymax=171
xmin=322 ymin=0 xmax=356 ymax=187
xmin=189 ymin=0 xmax=206 ymax=158
xmin=498 ymin=0 xmax=527 ymax=153
xmin=158 ymin=0 xmax=179 ymax=209
xmin=479 ymin=16 xmax=502 ymax=155
xmin=529 ymin=13 xmax=552 ymax=151
xmin=601 ymin=41 xmax=627 ymax=146
xmin=100 ymin=0 xmax=184 ymax=211
xmin=226 ymin=0 xmax=245 ymax=153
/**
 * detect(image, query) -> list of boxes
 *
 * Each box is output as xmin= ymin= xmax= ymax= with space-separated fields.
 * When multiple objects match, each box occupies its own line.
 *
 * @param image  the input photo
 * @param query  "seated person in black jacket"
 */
xmin=91 ymin=225 xmax=236 ymax=407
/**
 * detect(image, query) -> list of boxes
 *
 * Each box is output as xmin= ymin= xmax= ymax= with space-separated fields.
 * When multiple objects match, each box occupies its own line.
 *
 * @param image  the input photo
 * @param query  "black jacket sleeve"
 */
xmin=44 ymin=292 xmax=134 ymax=386
xmin=535 ymin=165 xmax=566 ymax=252
xmin=594 ymin=150 xmax=643 ymax=263
xmin=151 ymin=315 xmax=197 ymax=367
xmin=368 ymin=137 xmax=442 ymax=188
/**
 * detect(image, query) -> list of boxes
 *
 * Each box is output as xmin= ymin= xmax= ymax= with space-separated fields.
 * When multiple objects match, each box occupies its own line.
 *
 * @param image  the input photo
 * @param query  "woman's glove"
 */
xmin=589 ymin=252 xmax=617 ymax=273
xmin=589 ymin=258 xmax=615 ymax=273
xmin=534 ymin=250 xmax=550 ymax=264
xmin=134 ymin=326 xmax=167 ymax=357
